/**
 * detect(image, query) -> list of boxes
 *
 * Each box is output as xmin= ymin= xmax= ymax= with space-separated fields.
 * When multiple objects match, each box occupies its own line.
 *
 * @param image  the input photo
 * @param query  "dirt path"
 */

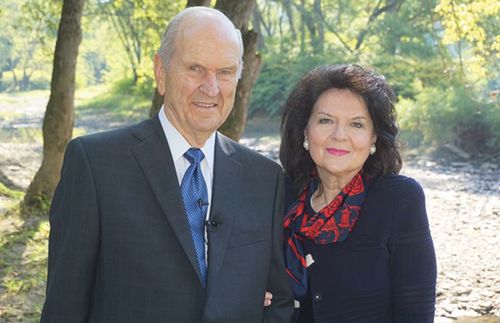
xmin=1 ymin=93 xmax=499 ymax=322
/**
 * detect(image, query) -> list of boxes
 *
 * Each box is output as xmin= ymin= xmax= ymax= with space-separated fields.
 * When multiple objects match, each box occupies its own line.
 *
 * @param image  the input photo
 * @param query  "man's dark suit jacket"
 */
xmin=40 ymin=115 xmax=293 ymax=323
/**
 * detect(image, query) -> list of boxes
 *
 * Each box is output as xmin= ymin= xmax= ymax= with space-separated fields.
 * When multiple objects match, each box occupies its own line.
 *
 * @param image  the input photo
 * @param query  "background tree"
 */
xmin=98 ymin=0 xmax=183 ymax=84
xmin=216 ymin=0 xmax=260 ymax=140
xmin=0 ymin=0 xmax=497 ymax=212
xmin=0 ymin=0 xmax=60 ymax=91
xmin=23 ymin=0 xmax=86 ymax=210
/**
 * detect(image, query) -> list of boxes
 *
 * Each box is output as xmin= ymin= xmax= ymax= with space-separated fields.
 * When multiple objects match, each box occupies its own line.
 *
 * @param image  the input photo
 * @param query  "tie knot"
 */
xmin=184 ymin=148 xmax=205 ymax=165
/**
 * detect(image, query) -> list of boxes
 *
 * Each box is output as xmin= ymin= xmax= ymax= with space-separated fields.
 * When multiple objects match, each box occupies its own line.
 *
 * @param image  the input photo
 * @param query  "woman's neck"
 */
xmin=311 ymin=169 xmax=360 ymax=211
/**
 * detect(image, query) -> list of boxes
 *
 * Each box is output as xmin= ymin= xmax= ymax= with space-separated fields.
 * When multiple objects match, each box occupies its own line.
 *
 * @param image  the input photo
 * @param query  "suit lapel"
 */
xmin=207 ymin=134 xmax=241 ymax=282
xmin=130 ymin=117 xmax=204 ymax=284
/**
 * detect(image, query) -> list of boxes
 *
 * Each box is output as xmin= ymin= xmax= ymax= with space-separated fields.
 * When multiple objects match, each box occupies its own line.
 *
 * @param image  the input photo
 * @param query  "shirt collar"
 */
xmin=158 ymin=105 xmax=216 ymax=170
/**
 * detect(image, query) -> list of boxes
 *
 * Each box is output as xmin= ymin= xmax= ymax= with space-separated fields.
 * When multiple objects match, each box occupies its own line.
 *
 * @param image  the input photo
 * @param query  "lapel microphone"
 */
xmin=198 ymin=199 xmax=219 ymax=229
xmin=205 ymin=217 xmax=220 ymax=232
xmin=197 ymin=199 xmax=209 ymax=208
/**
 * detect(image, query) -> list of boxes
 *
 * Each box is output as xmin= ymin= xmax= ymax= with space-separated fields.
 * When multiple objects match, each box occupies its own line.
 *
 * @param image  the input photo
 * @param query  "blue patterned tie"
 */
xmin=181 ymin=148 xmax=208 ymax=287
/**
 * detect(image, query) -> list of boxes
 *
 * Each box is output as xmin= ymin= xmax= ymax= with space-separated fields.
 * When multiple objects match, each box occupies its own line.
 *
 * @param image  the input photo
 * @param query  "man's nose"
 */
xmin=199 ymin=72 xmax=219 ymax=97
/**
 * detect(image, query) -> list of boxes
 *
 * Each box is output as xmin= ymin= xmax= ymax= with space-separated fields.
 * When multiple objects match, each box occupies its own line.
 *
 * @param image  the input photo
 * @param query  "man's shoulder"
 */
xmin=74 ymin=117 xmax=159 ymax=148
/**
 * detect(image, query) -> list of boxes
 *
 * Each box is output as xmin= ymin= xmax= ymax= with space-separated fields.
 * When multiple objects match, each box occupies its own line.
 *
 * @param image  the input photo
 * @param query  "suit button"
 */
xmin=313 ymin=293 xmax=322 ymax=302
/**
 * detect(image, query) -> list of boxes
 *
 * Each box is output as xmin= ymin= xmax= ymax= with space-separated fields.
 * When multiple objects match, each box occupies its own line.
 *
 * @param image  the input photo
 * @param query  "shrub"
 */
xmin=249 ymin=53 xmax=343 ymax=117
xmin=397 ymin=84 xmax=499 ymax=154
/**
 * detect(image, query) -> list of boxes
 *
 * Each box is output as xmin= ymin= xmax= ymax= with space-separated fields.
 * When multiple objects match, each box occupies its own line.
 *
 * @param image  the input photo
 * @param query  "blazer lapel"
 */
xmin=207 ymin=134 xmax=241 ymax=282
xmin=130 ymin=117 xmax=204 ymax=284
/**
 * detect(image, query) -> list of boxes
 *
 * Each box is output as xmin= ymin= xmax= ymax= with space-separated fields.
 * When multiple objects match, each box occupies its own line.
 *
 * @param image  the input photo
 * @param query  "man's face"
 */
xmin=154 ymin=17 xmax=241 ymax=146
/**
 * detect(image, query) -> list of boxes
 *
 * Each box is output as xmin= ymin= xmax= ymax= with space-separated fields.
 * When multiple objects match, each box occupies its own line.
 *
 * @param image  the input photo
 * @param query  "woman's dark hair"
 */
xmin=280 ymin=64 xmax=402 ymax=190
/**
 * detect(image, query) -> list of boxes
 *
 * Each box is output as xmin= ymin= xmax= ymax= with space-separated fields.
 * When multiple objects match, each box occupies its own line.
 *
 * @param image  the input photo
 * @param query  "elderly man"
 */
xmin=40 ymin=6 xmax=292 ymax=323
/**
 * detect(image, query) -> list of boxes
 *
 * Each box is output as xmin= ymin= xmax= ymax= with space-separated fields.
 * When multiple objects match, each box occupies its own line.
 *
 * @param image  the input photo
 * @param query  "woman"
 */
xmin=281 ymin=64 xmax=436 ymax=323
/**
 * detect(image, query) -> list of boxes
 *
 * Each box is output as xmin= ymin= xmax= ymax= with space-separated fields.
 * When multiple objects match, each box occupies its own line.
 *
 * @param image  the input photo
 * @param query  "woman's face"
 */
xmin=305 ymin=88 xmax=377 ymax=183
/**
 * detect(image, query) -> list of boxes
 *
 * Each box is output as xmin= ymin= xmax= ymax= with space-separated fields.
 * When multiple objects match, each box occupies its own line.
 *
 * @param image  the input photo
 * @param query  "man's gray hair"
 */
xmin=157 ymin=7 xmax=244 ymax=78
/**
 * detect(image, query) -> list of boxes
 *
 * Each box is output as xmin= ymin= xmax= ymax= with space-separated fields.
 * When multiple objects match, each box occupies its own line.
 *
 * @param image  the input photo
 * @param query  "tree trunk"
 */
xmin=11 ymin=69 xmax=18 ymax=91
xmin=23 ymin=0 xmax=85 ymax=211
xmin=218 ymin=29 xmax=261 ymax=140
xmin=313 ymin=0 xmax=324 ymax=54
xmin=149 ymin=0 xmax=213 ymax=117
xmin=20 ymin=70 xmax=30 ymax=91
xmin=216 ymin=0 xmax=259 ymax=141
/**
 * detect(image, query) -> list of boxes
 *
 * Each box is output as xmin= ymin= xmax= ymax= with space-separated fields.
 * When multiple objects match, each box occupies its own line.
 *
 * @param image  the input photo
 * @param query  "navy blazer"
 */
xmin=41 ymin=115 xmax=293 ymax=323
xmin=290 ymin=174 xmax=437 ymax=323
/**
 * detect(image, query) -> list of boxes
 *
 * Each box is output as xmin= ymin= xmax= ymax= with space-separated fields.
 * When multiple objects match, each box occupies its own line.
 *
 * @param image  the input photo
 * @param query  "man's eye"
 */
xmin=190 ymin=65 xmax=202 ymax=72
xmin=219 ymin=70 xmax=232 ymax=76
xmin=218 ymin=69 xmax=235 ymax=80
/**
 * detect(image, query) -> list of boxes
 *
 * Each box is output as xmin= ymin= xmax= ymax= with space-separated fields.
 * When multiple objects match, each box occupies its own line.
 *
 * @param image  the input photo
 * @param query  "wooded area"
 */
xmin=0 ymin=0 xmax=498 ymax=209
xmin=0 ymin=2 xmax=499 ymax=321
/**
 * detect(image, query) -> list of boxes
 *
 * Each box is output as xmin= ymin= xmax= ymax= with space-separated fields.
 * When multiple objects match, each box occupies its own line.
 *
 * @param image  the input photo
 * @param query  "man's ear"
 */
xmin=153 ymin=54 xmax=166 ymax=96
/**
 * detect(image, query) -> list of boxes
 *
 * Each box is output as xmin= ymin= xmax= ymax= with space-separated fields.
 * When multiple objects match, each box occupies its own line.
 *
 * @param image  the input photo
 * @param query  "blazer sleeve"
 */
xmin=389 ymin=178 xmax=437 ymax=322
xmin=263 ymin=169 xmax=294 ymax=322
xmin=40 ymin=138 xmax=100 ymax=323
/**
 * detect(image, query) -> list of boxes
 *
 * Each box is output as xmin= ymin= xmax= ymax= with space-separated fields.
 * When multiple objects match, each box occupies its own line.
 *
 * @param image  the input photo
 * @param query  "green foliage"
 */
xmin=397 ymin=84 xmax=500 ymax=153
xmin=251 ymin=0 xmax=498 ymax=154
xmin=89 ymin=0 xmax=184 ymax=84
xmin=0 ymin=0 xmax=60 ymax=91
xmin=436 ymin=0 xmax=500 ymax=79
xmin=250 ymin=52 xmax=344 ymax=117
xmin=0 ymin=0 xmax=497 ymax=154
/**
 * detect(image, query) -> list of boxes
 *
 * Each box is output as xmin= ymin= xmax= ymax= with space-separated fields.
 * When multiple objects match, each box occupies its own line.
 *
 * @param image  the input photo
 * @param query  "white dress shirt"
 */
xmin=158 ymin=106 xmax=215 ymax=265
xmin=158 ymin=105 xmax=215 ymax=218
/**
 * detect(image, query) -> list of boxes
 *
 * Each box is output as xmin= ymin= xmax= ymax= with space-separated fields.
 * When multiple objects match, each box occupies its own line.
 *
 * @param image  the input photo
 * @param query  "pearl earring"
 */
xmin=370 ymin=144 xmax=376 ymax=155
xmin=303 ymin=139 xmax=309 ymax=151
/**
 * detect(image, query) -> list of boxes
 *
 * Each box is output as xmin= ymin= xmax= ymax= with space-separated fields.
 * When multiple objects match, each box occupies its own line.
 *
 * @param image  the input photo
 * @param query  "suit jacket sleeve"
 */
xmin=389 ymin=178 xmax=437 ymax=322
xmin=41 ymin=138 xmax=99 ymax=323
xmin=263 ymin=169 xmax=294 ymax=322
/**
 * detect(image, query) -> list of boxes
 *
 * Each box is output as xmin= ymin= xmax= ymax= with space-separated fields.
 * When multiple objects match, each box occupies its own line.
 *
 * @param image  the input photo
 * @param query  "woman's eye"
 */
xmin=319 ymin=118 xmax=331 ymax=124
xmin=351 ymin=122 xmax=364 ymax=128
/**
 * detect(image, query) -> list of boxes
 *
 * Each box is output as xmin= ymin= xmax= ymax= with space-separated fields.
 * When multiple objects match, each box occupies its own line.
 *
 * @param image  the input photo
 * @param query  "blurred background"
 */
xmin=0 ymin=0 xmax=498 ymax=322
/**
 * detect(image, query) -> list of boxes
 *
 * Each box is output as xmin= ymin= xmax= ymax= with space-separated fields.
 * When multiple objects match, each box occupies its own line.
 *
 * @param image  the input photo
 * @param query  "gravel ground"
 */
xmin=1 ymin=94 xmax=499 ymax=322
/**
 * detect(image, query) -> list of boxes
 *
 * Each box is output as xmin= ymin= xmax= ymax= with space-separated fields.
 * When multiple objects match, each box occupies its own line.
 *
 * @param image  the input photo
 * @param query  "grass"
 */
xmin=0 ymin=206 xmax=48 ymax=322
xmin=76 ymin=78 xmax=152 ymax=128
xmin=0 ymin=183 xmax=23 ymax=200
xmin=0 ymin=128 xmax=43 ymax=144
xmin=0 ymin=111 xmax=24 ymax=123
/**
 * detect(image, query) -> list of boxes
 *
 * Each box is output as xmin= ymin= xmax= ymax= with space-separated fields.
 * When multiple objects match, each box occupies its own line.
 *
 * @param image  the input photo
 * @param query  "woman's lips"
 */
xmin=326 ymin=148 xmax=349 ymax=156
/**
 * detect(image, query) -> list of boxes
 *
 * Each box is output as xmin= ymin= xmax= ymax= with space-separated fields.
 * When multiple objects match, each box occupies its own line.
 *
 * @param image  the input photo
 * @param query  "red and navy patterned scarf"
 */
xmin=283 ymin=171 xmax=368 ymax=299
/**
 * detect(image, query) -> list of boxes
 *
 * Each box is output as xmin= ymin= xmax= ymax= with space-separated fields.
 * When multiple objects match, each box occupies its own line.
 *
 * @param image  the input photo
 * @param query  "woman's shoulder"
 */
xmin=371 ymin=174 xmax=429 ymax=232
xmin=370 ymin=173 xmax=424 ymax=197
